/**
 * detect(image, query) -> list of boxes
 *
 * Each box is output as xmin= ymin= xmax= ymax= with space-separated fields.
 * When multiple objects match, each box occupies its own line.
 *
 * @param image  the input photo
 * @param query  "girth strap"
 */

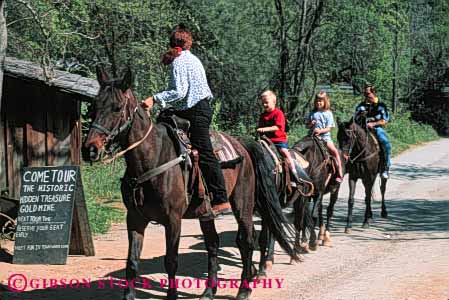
xmin=129 ymin=153 xmax=188 ymax=188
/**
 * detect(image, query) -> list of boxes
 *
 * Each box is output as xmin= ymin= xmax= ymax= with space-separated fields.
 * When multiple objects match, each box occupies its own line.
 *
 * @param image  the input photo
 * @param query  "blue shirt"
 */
xmin=308 ymin=110 xmax=335 ymax=141
xmin=153 ymin=50 xmax=213 ymax=110
xmin=354 ymin=101 xmax=389 ymax=126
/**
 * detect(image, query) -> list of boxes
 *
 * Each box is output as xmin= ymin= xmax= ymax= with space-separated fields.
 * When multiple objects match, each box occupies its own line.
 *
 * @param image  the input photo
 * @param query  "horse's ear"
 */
xmin=336 ymin=116 xmax=341 ymax=126
xmin=96 ymin=65 xmax=109 ymax=86
xmin=120 ymin=67 xmax=133 ymax=92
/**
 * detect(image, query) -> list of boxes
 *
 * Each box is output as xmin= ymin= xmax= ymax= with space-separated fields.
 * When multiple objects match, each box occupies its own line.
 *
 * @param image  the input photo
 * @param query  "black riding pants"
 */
xmin=174 ymin=99 xmax=228 ymax=204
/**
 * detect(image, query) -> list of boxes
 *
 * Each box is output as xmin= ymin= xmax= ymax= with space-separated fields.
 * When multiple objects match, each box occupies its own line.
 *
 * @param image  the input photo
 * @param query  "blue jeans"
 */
xmin=375 ymin=127 xmax=391 ymax=168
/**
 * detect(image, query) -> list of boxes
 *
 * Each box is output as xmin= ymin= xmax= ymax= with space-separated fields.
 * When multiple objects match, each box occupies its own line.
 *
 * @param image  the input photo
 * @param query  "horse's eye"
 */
xmin=113 ymin=106 xmax=121 ymax=113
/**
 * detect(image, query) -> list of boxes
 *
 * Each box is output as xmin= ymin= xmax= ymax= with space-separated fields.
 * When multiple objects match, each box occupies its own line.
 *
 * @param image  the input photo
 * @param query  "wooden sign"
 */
xmin=13 ymin=166 xmax=94 ymax=264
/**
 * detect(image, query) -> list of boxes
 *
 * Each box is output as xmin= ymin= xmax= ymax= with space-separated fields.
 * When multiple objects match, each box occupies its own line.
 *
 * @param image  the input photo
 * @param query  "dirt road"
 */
xmin=1 ymin=138 xmax=449 ymax=300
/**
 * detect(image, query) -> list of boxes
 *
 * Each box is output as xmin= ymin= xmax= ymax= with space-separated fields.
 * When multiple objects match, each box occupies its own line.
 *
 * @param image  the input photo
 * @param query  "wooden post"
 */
xmin=0 ymin=0 xmax=7 ymax=114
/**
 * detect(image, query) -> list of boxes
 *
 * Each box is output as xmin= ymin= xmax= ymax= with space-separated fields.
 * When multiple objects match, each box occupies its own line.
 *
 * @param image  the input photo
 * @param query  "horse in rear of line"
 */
xmin=337 ymin=117 xmax=388 ymax=233
xmin=84 ymin=68 xmax=298 ymax=300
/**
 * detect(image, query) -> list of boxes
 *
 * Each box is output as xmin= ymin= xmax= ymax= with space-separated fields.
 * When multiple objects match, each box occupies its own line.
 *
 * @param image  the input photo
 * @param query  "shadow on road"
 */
xmin=1 ymin=229 xmax=245 ymax=300
xmin=391 ymin=163 xmax=449 ymax=180
xmin=326 ymin=198 xmax=449 ymax=240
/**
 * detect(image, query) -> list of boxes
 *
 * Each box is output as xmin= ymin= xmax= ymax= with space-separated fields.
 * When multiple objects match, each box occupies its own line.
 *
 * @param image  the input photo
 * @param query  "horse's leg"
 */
xmin=199 ymin=219 xmax=219 ymax=300
xmin=308 ymin=195 xmax=320 ymax=251
xmin=124 ymin=211 xmax=148 ymax=300
xmin=292 ymin=196 xmax=306 ymax=259
xmin=235 ymin=221 xmax=256 ymax=300
xmin=301 ymin=198 xmax=314 ymax=252
xmin=324 ymin=188 xmax=339 ymax=247
xmin=318 ymin=194 xmax=325 ymax=242
xmin=362 ymin=179 xmax=374 ymax=228
xmin=380 ymin=177 xmax=388 ymax=218
xmin=345 ymin=177 xmax=357 ymax=234
xmin=164 ymin=217 xmax=182 ymax=300
xmin=257 ymin=220 xmax=275 ymax=279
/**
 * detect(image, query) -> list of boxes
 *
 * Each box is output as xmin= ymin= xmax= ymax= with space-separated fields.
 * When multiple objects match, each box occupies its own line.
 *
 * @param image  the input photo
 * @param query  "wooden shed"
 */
xmin=0 ymin=57 xmax=99 ymax=199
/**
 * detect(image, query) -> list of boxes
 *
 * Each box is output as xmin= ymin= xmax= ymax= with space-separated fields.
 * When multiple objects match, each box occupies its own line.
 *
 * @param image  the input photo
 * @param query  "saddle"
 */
xmin=368 ymin=129 xmax=388 ymax=173
xmin=293 ymin=136 xmax=341 ymax=189
xmin=156 ymin=110 xmax=243 ymax=220
xmin=258 ymin=137 xmax=313 ymax=207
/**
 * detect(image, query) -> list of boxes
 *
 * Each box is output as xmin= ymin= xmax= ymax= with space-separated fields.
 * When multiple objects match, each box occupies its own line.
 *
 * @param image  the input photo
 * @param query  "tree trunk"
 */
xmin=275 ymin=0 xmax=288 ymax=110
xmin=0 ymin=0 xmax=7 ymax=113
xmin=392 ymin=2 xmax=399 ymax=114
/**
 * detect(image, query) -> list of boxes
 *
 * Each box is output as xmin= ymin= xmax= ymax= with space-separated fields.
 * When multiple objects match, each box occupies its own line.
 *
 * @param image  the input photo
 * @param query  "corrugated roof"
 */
xmin=4 ymin=57 xmax=99 ymax=99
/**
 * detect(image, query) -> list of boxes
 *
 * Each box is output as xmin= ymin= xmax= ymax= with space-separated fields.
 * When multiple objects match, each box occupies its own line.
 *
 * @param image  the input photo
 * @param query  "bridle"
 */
xmin=343 ymin=119 xmax=376 ymax=164
xmin=91 ymin=87 xmax=136 ymax=144
xmin=90 ymin=86 xmax=153 ymax=162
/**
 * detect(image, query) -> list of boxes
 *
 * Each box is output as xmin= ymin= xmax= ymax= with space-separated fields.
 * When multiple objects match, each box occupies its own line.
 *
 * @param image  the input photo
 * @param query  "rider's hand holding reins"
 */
xmin=142 ymin=96 xmax=154 ymax=110
xmin=313 ymin=127 xmax=322 ymax=135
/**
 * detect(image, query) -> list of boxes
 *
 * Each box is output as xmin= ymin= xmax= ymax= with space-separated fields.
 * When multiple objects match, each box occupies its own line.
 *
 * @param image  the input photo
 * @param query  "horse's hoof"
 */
xmin=290 ymin=254 xmax=305 ymax=264
xmin=123 ymin=289 xmax=135 ymax=300
xmin=309 ymin=241 xmax=318 ymax=251
xmin=381 ymin=211 xmax=388 ymax=218
xmin=345 ymin=227 xmax=352 ymax=234
xmin=362 ymin=222 xmax=370 ymax=229
xmin=200 ymin=288 xmax=215 ymax=300
xmin=265 ymin=260 xmax=273 ymax=272
xmin=167 ymin=289 xmax=178 ymax=300
xmin=257 ymin=271 xmax=267 ymax=280
xmin=322 ymin=239 xmax=332 ymax=247
xmin=236 ymin=288 xmax=252 ymax=300
xmin=322 ymin=232 xmax=332 ymax=247
xmin=299 ymin=242 xmax=310 ymax=253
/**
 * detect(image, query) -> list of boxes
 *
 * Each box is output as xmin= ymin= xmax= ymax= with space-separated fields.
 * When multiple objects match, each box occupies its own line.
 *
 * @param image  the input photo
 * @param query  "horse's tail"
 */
xmin=239 ymin=138 xmax=299 ymax=261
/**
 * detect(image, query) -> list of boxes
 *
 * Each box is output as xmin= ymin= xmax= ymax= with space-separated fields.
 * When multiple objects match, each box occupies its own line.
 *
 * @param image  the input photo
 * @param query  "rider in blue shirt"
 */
xmin=354 ymin=85 xmax=391 ymax=179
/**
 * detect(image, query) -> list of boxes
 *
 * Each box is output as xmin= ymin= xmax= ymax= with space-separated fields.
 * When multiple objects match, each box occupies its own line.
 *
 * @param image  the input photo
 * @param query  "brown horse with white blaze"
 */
xmin=84 ymin=67 xmax=298 ymax=300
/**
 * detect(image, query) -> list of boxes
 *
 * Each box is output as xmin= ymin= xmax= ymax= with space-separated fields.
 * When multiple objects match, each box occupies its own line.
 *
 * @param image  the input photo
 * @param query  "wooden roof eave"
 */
xmin=4 ymin=57 xmax=99 ymax=100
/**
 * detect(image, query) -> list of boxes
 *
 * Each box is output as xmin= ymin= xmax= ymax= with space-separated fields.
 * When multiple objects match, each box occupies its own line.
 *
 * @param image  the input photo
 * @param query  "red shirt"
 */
xmin=258 ymin=108 xmax=287 ymax=143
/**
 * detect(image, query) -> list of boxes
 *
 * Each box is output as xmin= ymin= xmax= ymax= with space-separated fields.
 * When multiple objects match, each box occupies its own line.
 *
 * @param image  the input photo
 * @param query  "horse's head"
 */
xmin=337 ymin=119 xmax=356 ymax=161
xmin=83 ymin=67 xmax=137 ymax=162
xmin=337 ymin=117 xmax=368 ymax=162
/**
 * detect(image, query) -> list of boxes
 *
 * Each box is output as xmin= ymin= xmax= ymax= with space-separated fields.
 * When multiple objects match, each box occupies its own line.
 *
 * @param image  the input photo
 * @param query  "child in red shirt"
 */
xmin=257 ymin=90 xmax=301 ymax=184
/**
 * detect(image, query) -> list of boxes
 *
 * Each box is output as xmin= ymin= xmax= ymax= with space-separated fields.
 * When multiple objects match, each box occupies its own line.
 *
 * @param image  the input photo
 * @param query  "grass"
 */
xmin=387 ymin=112 xmax=439 ymax=155
xmin=81 ymin=160 xmax=126 ymax=234
xmin=81 ymin=105 xmax=439 ymax=234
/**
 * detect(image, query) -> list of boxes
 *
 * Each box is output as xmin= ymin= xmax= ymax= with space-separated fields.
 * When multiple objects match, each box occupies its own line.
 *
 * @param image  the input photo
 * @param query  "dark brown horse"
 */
xmin=291 ymin=136 xmax=343 ymax=251
xmin=257 ymin=136 xmax=342 ymax=271
xmin=84 ymin=68 xmax=298 ymax=300
xmin=337 ymin=117 xmax=388 ymax=233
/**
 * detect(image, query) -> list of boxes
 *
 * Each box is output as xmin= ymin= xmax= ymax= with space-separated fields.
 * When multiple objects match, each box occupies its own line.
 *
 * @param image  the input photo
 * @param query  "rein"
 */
xmin=91 ymin=90 xmax=135 ymax=146
xmin=97 ymin=104 xmax=187 ymax=182
xmin=124 ymin=152 xmax=189 ymax=189
xmin=346 ymin=121 xmax=377 ymax=163
xmin=90 ymin=88 xmax=154 ymax=164
xmin=103 ymin=121 xmax=153 ymax=164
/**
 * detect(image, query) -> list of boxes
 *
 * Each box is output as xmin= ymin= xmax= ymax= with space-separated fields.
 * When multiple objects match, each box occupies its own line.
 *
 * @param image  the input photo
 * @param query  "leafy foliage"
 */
xmin=5 ymin=0 xmax=445 ymax=233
